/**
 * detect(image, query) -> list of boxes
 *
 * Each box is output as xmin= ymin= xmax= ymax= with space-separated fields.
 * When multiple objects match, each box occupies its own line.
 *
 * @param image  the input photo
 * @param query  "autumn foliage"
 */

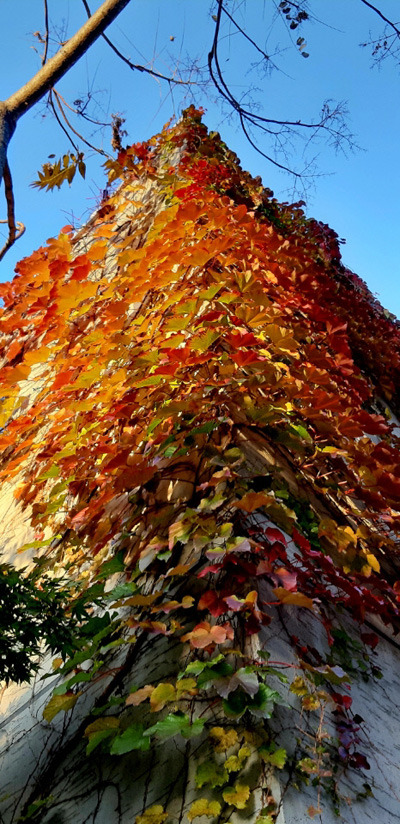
xmin=1 ymin=107 xmax=400 ymax=820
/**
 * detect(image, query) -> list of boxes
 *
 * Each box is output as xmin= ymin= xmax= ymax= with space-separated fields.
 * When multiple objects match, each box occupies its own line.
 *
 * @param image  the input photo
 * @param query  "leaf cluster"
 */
xmin=0 ymin=563 xmax=99 ymax=683
xmin=32 ymin=151 xmax=86 ymax=192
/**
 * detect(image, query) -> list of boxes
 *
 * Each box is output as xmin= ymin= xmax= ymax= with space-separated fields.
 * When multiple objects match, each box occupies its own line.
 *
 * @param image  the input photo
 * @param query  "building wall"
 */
xmin=1 ymin=113 xmax=400 ymax=824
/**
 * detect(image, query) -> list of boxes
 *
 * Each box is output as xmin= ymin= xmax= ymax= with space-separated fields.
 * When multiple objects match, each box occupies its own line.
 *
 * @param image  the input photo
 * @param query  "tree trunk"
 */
xmin=0 ymin=104 xmax=15 ymax=186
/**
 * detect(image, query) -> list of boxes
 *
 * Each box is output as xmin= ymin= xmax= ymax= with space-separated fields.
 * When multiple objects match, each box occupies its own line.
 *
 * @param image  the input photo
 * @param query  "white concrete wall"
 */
xmin=1 ymin=599 xmax=400 ymax=823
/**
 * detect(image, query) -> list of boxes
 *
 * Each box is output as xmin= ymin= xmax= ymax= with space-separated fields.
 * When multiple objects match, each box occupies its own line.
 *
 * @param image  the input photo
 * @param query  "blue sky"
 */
xmin=0 ymin=1 xmax=399 ymax=318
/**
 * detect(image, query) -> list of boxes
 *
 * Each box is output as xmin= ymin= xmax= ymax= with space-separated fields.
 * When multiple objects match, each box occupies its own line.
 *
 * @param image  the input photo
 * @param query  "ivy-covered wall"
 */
xmin=0 ymin=108 xmax=400 ymax=824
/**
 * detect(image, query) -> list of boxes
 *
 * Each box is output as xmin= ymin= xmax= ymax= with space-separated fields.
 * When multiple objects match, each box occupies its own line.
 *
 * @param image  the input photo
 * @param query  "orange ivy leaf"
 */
xmin=126 ymin=685 xmax=154 ymax=707
xmin=181 ymin=621 xmax=234 ymax=649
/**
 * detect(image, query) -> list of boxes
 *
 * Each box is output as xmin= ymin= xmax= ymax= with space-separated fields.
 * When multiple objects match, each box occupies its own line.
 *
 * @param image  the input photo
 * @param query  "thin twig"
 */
xmin=81 ymin=0 xmax=194 ymax=85
xmin=52 ymin=89 xmax=109 ymax=156
xmin=48 ymin=89 xmax=79 ymax=152
xmin=0 ymin=159 xmax=25 ymax=262
xmin=221 ymin=3 xmax=276 ymax=66
xmin=51 ymin=88 xmax=110 ymax=126
xmin=42 ymin=0 xmax=50 ymax=65
xmin=239 ymin=112 xmax=301 ymax=177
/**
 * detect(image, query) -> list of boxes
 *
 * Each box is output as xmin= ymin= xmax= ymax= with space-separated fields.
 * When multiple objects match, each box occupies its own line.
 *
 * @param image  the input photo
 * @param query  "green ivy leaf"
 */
xmin=312 ymin=664 xmax=349 ymax=685
xmin=231 ymin=667 xmax=260 ymax=696
xmin=86 ymin=729 xmax=116 ymax=755
xmin=222 ymin=689 xmax=247 ymax=718
xmin=288 ymin=423 xmax=313 ymax=443
xmin=53 ymin=670 xmax=94 ymax=695
xmin=96 ymin=552 xmax=126 ymax=579
xmin=183 ymin=654 xmax=224 ymax=677
xmin=248 ymin=684 xmax=282 ymax=718
xmin=197 ymin=660 xmax=233 ymax=689
xmin=259 ymin=744 xmax=287 ymax=769
xmin=144 ymin=711 xmax=204 ymax=740
xmin=110 ymin=723 xmax=150 ymax=754
xmin=195 ymin=759 xmax=229 ymax=788
xmin=105 ymin=581 xmax=137 ymax=601
xmin=18 ymin=797 xmax=54 ymax=821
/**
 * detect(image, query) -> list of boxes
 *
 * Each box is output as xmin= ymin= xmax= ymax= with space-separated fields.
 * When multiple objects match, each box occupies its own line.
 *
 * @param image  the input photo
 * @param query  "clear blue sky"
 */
xmin=0 ymin=1 xmax=399 ymax=318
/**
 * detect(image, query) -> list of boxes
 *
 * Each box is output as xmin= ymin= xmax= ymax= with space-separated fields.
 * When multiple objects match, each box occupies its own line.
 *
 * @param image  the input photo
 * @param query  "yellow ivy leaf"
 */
xmin=43 ymin=692 xmax=79 ymax=723
xmin=0 ymin=396 xmax=16 ymax=427
xmin=225 ymin=755 xmax=241 ymax=772
xmin=336 ymin=524 xmax=357 ymax=549
xmin=166 ymin=563 xmax=191 ymax=577
xmin=190 ymin=329 xmax=220 ymax=352
xmin=88 ymin=240 xmax=108 ymax=260
xmin=84 ymin=716 xmax=120 ymax=736
xmin=225 ymin=746 xmax=250 ymax=773
xmin=24 ymin=346 xmax=52 ymax=366
xmin=222 ymin=783 xmax=250 ymax=809
xmin=125 ymin=594 xmax=159 ymax=607
xmin=233 ymin=491 xmax=276 ymax=513
xmin=176 ymin=678 xmax=198 ymax=699
xmin=181 ymin=595 xmax=195 ymax=608
xmin=318 ymin=518 xmax=357 ymax=550
xmin=302 ymin=694 xmax=321 ymax=711
xmin=290 ymin=676 xmax=308 ymax=697
xmin=366 ymin=553 xmax=380 ymax=573
xmin=135 ymin=806 xmax=168 ymax=824
xmin=150 ymin=682 xmax=176 ymax=712
xmin=209 ymin=727 xmax=238 ymax=752
xmin=243 ymin=729 xmax=263 ymax=747
xmin=73 ymin=363 xmax=103 ymax=389
xmin=187 ymin=799 xmax=221 ymax=821
xmin=6 ymin=364 xmax=31 ymax=383
xmin=273 ymin=588 xmax=314 ymax=610
xmin=361 ymin=564 xmax=372 ymax=578
xmin=188 ymin=248 xmax=211 ymax=268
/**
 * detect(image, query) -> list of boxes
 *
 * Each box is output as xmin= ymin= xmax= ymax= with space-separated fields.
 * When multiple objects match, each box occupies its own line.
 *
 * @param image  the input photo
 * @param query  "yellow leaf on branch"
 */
xmin=187 ymin=799 xmax=221 ymax=821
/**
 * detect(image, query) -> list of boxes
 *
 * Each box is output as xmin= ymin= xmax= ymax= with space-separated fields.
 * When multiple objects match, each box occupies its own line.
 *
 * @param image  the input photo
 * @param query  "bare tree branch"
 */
xmin=5 ymin=0 xmax=131 ymax=120
xmin=208 ymin=1 xmax=304 ymax=177
xmin=208 ymin=0 xmax=353 ymax=180
xmin=0 ymin=160 xmax=25 ymax=262
xmin=359 ymin=0 xmax=400 ymax=37
xmin=0 ymin=0 xmax=131 ymax=192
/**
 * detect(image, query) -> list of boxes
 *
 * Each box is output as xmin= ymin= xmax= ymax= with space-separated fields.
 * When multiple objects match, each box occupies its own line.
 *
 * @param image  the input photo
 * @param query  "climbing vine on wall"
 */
xmin=1 ymin=107 xmax=400 ymax=821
